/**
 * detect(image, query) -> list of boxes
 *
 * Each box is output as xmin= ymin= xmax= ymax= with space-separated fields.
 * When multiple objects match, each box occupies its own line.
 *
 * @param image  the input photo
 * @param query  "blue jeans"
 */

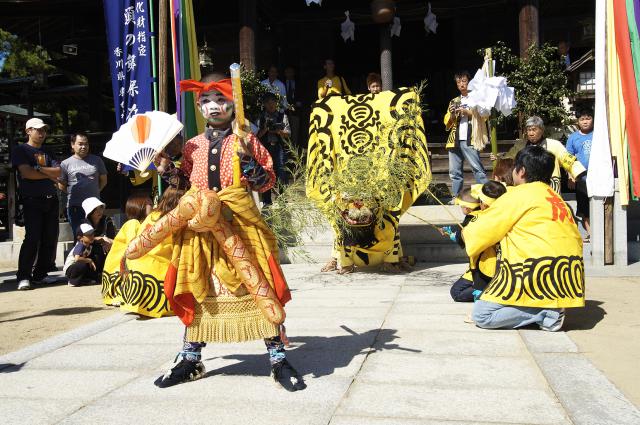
xmin=472 ymin=300 xmax=563 ymax=330
xmin=263 ymin=143 xmax=287 ymax=206
xmin=266 ymin=143 xmax=287 ymax=183
xmin=448 ymin=141 xmax=488 ymax=196
xmin=67 ymin=206 xmax=85 ymax=238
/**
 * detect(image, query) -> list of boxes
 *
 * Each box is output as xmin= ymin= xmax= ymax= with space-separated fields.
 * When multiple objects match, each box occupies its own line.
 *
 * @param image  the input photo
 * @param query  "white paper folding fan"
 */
xmin=104 ymin=111 xmax=183 ymax=176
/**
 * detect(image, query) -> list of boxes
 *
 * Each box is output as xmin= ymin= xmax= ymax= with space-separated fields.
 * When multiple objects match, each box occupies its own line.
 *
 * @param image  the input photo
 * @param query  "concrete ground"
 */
xmin=1 ymin=263 xmax=639 ymax=425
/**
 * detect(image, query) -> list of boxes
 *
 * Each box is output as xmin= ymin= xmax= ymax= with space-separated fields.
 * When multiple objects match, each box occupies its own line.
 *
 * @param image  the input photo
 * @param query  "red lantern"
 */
xmin=371 ymin=0 xmax=395 ymax=24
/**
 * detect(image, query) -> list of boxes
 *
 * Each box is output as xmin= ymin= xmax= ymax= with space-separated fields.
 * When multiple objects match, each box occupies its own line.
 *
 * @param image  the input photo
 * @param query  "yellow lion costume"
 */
xmin=306 ymin=88 xmax=431 ymax=269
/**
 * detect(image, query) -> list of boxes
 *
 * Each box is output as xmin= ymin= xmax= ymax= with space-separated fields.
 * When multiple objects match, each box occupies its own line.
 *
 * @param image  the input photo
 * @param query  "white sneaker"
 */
xmin=540 ymin=309 xmax=565 ymax=332
xmin=17 ymin=280 xmax=31 ymax=290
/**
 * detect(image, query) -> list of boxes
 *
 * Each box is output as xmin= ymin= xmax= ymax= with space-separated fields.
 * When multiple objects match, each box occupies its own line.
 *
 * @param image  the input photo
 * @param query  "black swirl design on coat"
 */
xmin=101 ymin=270 xmax=170 ymax=315
xmin=484 ymin=255 xmax=584 ymax=303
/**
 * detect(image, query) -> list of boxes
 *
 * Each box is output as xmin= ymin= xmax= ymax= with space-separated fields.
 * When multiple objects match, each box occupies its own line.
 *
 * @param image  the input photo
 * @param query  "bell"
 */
xmin=371 ymin=0 xmax=395 ymax=24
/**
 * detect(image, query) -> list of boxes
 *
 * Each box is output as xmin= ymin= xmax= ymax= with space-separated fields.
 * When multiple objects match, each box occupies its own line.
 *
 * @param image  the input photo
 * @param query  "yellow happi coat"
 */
xmin=463 ymin=182 xmax=585 ymax=308
xmin=505 ymin=139 xmax=586 ymax=193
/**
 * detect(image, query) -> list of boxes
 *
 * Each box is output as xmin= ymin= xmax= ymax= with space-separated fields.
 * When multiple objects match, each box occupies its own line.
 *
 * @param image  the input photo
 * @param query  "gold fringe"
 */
xmin=186 ymin=294 xmax=279 ymax=343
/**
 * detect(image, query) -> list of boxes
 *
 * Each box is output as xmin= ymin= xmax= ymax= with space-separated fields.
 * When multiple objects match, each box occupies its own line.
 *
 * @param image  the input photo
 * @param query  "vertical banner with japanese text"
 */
xmin=104 ymin=0 xmax=153 ymax=127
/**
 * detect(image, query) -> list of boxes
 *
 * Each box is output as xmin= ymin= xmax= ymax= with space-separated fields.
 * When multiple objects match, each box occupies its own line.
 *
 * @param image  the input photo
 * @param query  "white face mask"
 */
xmin=198 ymin=91 xmax=234 ymax=126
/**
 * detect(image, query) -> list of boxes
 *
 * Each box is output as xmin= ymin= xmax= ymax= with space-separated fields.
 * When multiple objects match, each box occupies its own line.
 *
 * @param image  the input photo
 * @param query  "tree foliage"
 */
xmin=480 ymin=41 xmax=574 ymax=127
xmin=0 ymin=29 xmax=54 ymax=78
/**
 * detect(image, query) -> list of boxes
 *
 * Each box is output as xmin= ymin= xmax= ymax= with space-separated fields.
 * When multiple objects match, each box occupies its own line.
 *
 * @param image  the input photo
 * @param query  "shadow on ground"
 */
xmin=0 ymin=306 xmax=107 ymax=324
xmin=0 ymin=363 xmax=25 ymax=373
xmin=564 ymin=300 xmax=607 ymax=331
xmin=0 ymin=277 xmax=70 ymax=293
xmin=203 ymin=327 xmax=420 ymax=379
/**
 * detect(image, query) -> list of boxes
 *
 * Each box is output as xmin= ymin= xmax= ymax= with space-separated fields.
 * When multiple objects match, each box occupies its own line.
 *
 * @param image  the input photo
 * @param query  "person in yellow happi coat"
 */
xmin=498 ymin=116 xmax=586 ymax=193
xmin=464 ymin=145 xmax=585 ymax=331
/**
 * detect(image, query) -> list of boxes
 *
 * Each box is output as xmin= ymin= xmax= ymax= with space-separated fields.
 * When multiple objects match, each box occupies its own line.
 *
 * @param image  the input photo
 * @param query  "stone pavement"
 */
xmin=1 ymin=263 xmax=639 ymax=425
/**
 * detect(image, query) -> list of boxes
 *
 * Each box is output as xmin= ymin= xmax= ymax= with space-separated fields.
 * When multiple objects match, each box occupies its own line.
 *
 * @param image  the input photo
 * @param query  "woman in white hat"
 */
xmin=81 ymin=197 xmax=116 ymax=273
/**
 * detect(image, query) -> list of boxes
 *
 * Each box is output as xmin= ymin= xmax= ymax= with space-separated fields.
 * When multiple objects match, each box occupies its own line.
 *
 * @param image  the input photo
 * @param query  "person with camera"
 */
xmin=11 ymin=118 xmax=61 ymax=290
xmin=444 ymin=70 xmax=489 ymax=202
xmin=317 ymin=58 xmax=351 ymax=99
xmin=257 ymin=92 xmax=290 ymax=205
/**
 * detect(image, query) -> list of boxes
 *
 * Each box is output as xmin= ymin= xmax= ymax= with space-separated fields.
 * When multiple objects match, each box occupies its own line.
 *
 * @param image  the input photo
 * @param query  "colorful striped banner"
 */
xmin=169 ymin=0 xmax=204 ymax=140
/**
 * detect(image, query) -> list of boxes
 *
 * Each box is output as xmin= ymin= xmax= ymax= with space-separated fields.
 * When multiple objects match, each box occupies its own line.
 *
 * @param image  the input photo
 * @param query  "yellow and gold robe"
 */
xmin=463 ymin=182 xmax=585 ymax=308
xmin=101 ymin=212 xmax=173 ymax=317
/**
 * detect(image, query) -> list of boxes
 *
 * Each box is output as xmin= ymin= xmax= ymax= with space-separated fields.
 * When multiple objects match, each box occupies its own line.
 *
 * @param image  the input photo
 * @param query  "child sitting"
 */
xmin=442 ymin=187 xmax=481 ymax=302
xmin=492 ymin=157 xmax=515 ymax=186
xmin=444 ymin=181 xmax=507 ymax=302
xmin=64 ymin=223 xmax=99 ymax=287
xmin=467 ymin=181 xmax=507 ymax=300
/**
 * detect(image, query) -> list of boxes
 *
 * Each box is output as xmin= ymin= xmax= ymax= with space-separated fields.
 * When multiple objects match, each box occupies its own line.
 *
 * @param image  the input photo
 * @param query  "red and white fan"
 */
xmin=104 ymin=111 xmax=183 ymax=176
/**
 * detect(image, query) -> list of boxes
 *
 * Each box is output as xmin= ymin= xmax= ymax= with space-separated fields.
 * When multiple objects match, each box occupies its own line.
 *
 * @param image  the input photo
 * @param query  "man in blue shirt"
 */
xmin=566 ymin=109 xmax=593 ymax=239
xmin=12 ymin=118 xmax=62 ymax=290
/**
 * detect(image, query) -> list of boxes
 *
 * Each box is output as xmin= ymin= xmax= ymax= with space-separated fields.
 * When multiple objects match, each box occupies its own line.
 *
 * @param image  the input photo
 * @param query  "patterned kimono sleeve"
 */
xmin=246 ymin=133 xmax=276 ymax=192
xmin=160 ymin=141 xmax=193 ymax=189
xmin=462 ymin=195 xmax=524 ymax=258
xmin=180 ymin=142 xmax=195 ymax=178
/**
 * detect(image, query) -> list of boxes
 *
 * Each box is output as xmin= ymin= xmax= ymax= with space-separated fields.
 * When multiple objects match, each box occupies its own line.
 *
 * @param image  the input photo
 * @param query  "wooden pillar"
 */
xmin=380 ymin=25 xmax=393 ymax=90
xmin=239 ymin=0 xmax=256 ymax=71
xmin=518 ymin=0 xmax=539 ymax=58
xmin=604 ymin=196 xmax=614 ymax=264
xmin=158 ymin=0 xmax=168 ymax=112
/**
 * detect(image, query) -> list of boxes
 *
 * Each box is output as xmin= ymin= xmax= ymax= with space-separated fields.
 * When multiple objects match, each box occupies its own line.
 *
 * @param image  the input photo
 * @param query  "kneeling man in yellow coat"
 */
xmin=463 ymin=145 xmax=584 ymax=331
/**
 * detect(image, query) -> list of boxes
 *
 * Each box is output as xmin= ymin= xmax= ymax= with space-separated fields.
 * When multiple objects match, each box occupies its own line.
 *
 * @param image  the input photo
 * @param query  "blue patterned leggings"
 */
xmin=180 ymin=334 xmax=285 ymax=365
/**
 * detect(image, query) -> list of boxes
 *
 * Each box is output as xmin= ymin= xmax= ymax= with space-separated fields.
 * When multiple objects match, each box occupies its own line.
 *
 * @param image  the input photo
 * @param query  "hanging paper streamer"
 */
xmin=586 ymin=0 xmax=614 ymax=198
xmin=466 ymin=67 xmax=516 ymax=117
xmin=104 ymin=0 xmax=154 ymax=127
xmin=341 ymin=11 xmax=355 ymax=42
xmin=424 ymin=3 xmax=438 ymax=34
xmin=390 ymin=17 xmax=402 ymax=37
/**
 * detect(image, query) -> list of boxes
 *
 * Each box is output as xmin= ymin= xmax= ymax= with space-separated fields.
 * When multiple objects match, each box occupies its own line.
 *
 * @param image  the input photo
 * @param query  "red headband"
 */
xmin=179 ymin=78 xmax=233 ymax=101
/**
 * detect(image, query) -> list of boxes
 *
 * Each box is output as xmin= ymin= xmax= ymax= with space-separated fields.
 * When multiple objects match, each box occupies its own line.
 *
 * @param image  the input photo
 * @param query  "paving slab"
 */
xmin=374 ymin=329 xmax=528 ymax=357
xmin=59 ymin=399 xmax=332 ymax=425
xmin=519 ymin=329 xmax=579 ymax=354
xmin=0 ymin=369 xmax=137 ymax=400
xmin=334 ymin=383 xmax=571 ymax=425
xmin=533 ymin=353 xmax=640 ymax=425
xmin=21 ymin=343 xmax=178 ymax=371
xmin=330 ymin=416 xmax=537 ymax=425
xmin=357 ymin=351 xmax=548 ymax=389
xmin=2 ymin=399 xmax=87 ymax=425
xmin=1 ymin=263 xmax=638 ymax=425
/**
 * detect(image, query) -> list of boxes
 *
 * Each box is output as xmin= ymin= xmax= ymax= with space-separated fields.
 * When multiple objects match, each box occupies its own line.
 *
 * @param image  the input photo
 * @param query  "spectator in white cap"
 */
xmin=81 ymin=197 xmax=116 ymax=274
xmin=11 ymin=117 xmax=61 ymax=291
xmin=63 ymin=223 xmax=99 ymax=286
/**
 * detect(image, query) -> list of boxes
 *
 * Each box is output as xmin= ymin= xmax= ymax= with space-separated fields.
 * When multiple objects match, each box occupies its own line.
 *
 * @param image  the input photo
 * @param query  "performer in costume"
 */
xmin=101 ymin=187 xmax=183 ymax=317
xmin=307 ymin=87 xmax=431 ymax=274
xmin=124 ymin=72 xmax=305 ymax=391
xmin=464 ymin=146 xmax=585 ymax=331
